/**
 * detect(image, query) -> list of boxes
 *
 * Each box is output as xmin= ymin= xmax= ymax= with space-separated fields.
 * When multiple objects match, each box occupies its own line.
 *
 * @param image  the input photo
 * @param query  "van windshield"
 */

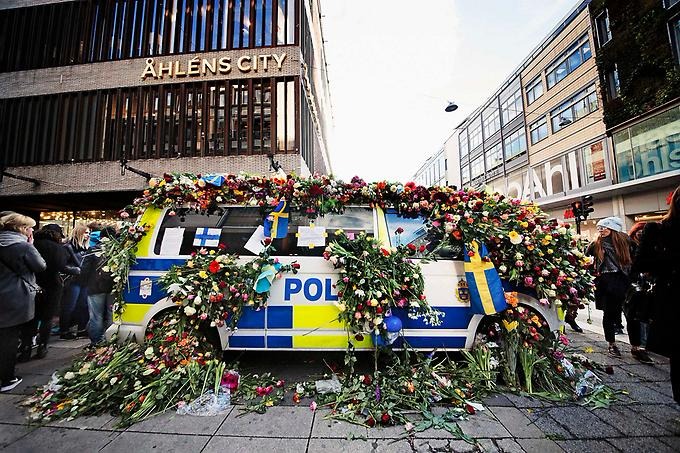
xmin=153 ymin=207 xmax=374 ymax=256
xmin=384 ymin=209 xmax=462 ymax=260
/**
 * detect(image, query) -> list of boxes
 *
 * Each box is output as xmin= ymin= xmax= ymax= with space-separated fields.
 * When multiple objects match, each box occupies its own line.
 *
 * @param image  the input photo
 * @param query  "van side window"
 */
xmin=154 ymin=207 xmax=374 ymax=257
xmin=384 ymin=209 xmax=462 ymax=260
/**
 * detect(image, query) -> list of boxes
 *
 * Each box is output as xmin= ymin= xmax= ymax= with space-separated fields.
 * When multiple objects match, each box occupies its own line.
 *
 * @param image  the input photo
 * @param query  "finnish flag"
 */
xmin=193 ymin=228 xmax=221 ymax=248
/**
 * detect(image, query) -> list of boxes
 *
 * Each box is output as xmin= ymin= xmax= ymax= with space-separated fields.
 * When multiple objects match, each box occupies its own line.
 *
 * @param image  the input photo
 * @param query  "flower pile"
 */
xmin=324 ymin=230 xmax=441 ymax=338
xmin=160 ymin=243 xmax=298 ymax=331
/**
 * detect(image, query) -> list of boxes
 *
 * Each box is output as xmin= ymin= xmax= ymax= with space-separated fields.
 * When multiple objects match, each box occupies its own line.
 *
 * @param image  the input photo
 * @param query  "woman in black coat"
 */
xmin=634 ymin=186 xmax=680 ymax=402
xmin=19 ymin=224 xmax=79 ymax=361
xmin=0 ymin=213 xmax=46 ymax=392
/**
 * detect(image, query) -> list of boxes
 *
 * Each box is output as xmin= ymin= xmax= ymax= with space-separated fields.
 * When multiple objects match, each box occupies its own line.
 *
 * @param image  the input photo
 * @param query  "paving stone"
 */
xmin=8 ymin=372 xmax=51 ymax=396
xmin=216 ymin=404 xmax=314 ymax=438
xmin=307 ymin=438 xmax=393 ymax=452
xmin=556 ymin=439 xmax=618 ymax=453
xmin=516 ymin=438 xmax=564 ymax=452
xmin=45 ymin=414 xmax=116 ymax=430
xmin=634 ymin=404 xmax=680 ymax=434
xmin=619 ymin=364 xmax=672 ymax=382
xmin=608 ymin=436 xmax=678 ymax=453
xmin=504 ymin=393 xmax=544 ymax=408
xmin=2 ymin=427 xmax=120 ymax=453
xmin=658 ymin=436 xmax=680 ymax=450
xmin=15 ymin=358 xmax=68 ymax=376
xmin=644 ymin=381 xmax=675 ymax=398
xmin=609 ymin=382 xmax=677 ymax=404
xmin=205 ymin=436 xmax=309 ymax=452
xmin=593 ymin=405 xmax=671 ymax=437
xmin=489 ymin=406 xmax=544 ymax=439
xmin=412 ymin=438 xmax=481 ymax=452
xmin=456 ymin=410 xmax=511 ymax=439
xmin=545 ymin=406 xmax=622 ymax=439
xmin=123 ymin=407 xmax=231 ymax=435
xmin=101 ymin=431 xmax=209 ymax=452
xmin=525 ymin=410 xmax=572 ymax=440
xmin=311 ymin=410 xmax=369 ymax=439
xmin=0 ymin=394 xmax=29 ymax=424
xmin=482 ymin=394 xmax=514 ymax=407
xmin=486 ymin=438 xmax=525 ymax=453
xmin=0 ymin=423 xmax=35 ymax=449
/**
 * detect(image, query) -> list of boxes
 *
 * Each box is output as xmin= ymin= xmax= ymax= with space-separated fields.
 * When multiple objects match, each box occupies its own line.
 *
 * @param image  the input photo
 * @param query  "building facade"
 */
xmin=0 ymin=0 xmax=333 ymax=228
xmin=412 ymin=147 xmax=449 ymax=188
xmin=439 ymin=0 xmax=679 ymax=240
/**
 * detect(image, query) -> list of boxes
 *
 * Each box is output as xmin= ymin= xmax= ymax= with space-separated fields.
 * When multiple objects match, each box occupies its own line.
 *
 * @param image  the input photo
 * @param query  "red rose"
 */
xmin=355 ymin=333 xmax=364 ymax=341
xmin=376 ymin=306 xmax=383 ymax=314
xmin=380 ymin=248 xmax=390 ymax=256
xmin=418 ymin=245 xmax=426 ymax=252
xmin=362 ymin=374 xmax=372 ymax=385
xmin=218 ymin=243 xmax=226 ymax=250
xmin=381 ymin=413 xmax=391 ymax=424
xmin=407 ymin=243 xmax=417 ymax=251
xmin=465 ymin=404 xmax=476 ymax=415
xmin=395 ymin=227 xmax=404 ymax=235
xmin=263 ymin=237 xmax=272 ymax=246
xmin=291 ymin=262 xmax=301 ymax=269
xmin=208 ymin=260 xmax=221 ymax=274
xmin=366 ymin=417 xmax=376 ymax=427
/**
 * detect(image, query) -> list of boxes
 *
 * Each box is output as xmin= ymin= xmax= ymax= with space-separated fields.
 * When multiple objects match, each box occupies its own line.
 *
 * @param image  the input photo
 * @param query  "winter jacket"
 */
xmin=81 ymin=246 xmax=114 ymax=294
xmin=33 ymin=238 xmax=80 ymax=291
xmin=633 ymin=220 xmax=680 ymax=294
xmin=64 ymin=241 xmax=87 ymax=285
xmin=0 ymin=231 xmax=47 ymax=328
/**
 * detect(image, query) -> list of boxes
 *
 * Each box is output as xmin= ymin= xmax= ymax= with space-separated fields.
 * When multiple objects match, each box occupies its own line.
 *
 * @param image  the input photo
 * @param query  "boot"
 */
xmin=35 ymin=344 xmax=48 ymax=360
xmin=17 ymin=346 xmax=31 ymax=363
xmin=567 ymin=319 xmax=583 ymax=333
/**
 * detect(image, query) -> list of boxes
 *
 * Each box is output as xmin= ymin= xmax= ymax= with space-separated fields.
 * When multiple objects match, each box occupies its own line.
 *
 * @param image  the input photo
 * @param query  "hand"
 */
xmin=26 ymin=229 xmax=34 ymax=244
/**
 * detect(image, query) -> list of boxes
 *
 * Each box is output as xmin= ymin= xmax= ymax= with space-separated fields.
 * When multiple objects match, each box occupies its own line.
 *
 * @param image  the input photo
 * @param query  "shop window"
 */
xmin=582 ymin=140 xmax=608 ymax=184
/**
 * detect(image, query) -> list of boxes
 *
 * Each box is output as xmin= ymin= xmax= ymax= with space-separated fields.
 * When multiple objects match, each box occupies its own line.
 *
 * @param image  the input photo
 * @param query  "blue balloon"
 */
xmin=384 ymin=315 xmax=403 ymax=333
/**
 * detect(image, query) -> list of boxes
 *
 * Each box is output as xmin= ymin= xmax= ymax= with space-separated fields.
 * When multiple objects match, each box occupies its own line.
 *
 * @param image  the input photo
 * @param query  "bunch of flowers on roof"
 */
xmin=324 ymin=229 xmax=441 ymax=339
xmin=159 ymin=242 xmax=299 ymax=331
xmin=425 ymin=188 xmax=594 ymax=312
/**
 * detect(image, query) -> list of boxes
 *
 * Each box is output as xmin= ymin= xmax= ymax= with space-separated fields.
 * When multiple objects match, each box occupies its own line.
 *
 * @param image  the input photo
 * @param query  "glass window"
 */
xmin=529 ymin=117 xmax=548 ymax=144
xmin=503 ymin=129 xmax=527 ymax=161
xmin=154 ymin=207 xmax=374 ymax=257
xmin=500 ymin=89 xmax=523 ymax=125
xmin=671 ymin=18 xmax=680 ymax=65
xmin=550 ymin=85 xmax=599 ymax=132
xmin=525 ymin=76 xmax=543 ymax=105
xmin=665 ymin=0 xmax=680 ymax=7
xmin=613 ymin=105 xmax=680 ymax=182
xmin=606 ymin=65 xmax=621 ymax=99
xmin=595 ymin=10 xmax=612 ymax=46
xmin=583 ymin=140 xmax=608 ymax=184
xmin=482 ymin=104 xmax=501 ymax=137
xmin=545 ymin=34 xmax=592 ymax=89
xmin=384 ymin=209 xmax=461 ymax=260
xmin=458 ymin=131 xmax=469 ymax=157
xmin=471 ymin=154 xmax=484 ymax=179
xmin=461 ymin=163 xmax=470 ymax=184
xmin=485 ymin=142 xmax=503 ymax=171
xmin=468 ymin=117 xmax=483 ymax=150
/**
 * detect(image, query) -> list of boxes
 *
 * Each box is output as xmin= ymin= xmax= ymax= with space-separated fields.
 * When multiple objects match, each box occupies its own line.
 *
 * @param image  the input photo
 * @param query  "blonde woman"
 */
xmin=59 ymin=223 xmax=90 ymax=339
xmin=0 ymin=213 xmax=46 ymax=392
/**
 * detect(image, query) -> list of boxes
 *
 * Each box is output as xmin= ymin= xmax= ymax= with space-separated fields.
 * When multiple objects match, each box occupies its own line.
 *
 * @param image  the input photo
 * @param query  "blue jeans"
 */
xmin=87 ymin=293 xmax=113 ymax=344
xmin=60 ymin=283 xmax=89 ymax=333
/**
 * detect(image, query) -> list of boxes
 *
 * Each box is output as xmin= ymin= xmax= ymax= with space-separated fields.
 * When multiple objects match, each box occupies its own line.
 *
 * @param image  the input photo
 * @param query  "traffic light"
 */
xmin=581 ymin=195 xmax=594 ymax=220
xmin=570 ymin=200 xmax=583 ymax=219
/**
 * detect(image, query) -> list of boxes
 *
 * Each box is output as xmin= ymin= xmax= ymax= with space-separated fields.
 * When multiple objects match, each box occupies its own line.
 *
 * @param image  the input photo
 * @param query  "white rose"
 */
xmin=64 ymin=372 xmax=76 ymax=380
xmin=110 ymin=377 xmax=118 ymax=385
xmin=184 ymin=306 xmax=197 ymax=316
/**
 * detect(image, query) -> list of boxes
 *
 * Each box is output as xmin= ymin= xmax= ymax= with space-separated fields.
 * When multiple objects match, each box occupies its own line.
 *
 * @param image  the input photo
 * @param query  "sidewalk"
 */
xmin=1 ymin=332 xmax=679 ymax=452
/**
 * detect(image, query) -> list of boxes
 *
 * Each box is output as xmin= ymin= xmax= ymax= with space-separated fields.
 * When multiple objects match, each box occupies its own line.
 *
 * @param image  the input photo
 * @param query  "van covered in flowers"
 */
xmin=105 ymin=173 xmax=592 ymax=351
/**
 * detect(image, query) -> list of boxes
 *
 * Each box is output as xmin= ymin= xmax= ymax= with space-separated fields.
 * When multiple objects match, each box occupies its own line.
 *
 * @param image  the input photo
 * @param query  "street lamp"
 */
xmin=558 ymin=116 xmax=573 ymax=127
xmin=445 ymin=101 xmax=458 ymax=112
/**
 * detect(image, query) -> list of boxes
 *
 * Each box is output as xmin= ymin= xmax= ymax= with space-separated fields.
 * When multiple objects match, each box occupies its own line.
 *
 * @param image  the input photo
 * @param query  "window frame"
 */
xmin=529 ymin=117 xmax=548 ymax=145
xmin=545 ymin=34 xmax=592 ymax=89
xmin=550 ymin=84 xmax=599 ymax=133
xmin=525 ymin=76 xmax=544 ymax=105
xmin=595 ymin=9 xmax=613 ymax=47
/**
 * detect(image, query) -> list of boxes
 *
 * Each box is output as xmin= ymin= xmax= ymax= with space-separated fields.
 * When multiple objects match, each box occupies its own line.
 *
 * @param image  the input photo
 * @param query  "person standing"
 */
xmin=20 ymin=224 xmax=80 ymax=361
xmin=59 ymin=223 xmax=90 ymax=339
xmin=0 ymin=213 xmax=46 ymax=392
xmin=587 ymin=216 xmax=652 ymax=363
xmin=81 ymin=227 xmax=116 ymax=345
xmin=634 ymin=186 xmax=680 ymax=402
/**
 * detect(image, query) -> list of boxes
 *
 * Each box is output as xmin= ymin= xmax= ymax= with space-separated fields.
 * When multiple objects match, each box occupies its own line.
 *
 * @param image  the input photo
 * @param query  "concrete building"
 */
xmin=0 ymin=0 xmax=333 ymax=229
xmin=435 ymin=0 xmax=680 ymax=240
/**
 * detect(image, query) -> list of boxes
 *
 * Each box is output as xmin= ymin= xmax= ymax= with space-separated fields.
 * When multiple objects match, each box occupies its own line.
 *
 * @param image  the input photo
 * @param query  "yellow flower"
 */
xmin=198 ymin=271 xmax=208 ymax=279
xmin=508 ymin=231 xmax=523 ymax=245
xmin=187 ymin=261 xmax=194 ymax=268
xmin=502 ymin=319 xmax=519 ymax=332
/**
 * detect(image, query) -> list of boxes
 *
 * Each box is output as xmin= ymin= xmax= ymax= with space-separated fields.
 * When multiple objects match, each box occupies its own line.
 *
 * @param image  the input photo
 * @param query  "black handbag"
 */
xmin=623 ymin=274 xmax=654 ymax=322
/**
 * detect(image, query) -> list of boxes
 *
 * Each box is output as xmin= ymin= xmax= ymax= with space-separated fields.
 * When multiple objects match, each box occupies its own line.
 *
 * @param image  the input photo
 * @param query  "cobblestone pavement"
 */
xmin=1 ymin=330 xmax=678 ymax=452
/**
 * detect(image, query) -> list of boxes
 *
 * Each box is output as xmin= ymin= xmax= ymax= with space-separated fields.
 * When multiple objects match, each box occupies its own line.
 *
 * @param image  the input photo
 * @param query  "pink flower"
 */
xmin=309 ymin=401 xmax=317 ymax=411
xmin=559 ymin=334 xmax=569 ymax=346
xmin=524 ymin=276 xmax=533 ymax=287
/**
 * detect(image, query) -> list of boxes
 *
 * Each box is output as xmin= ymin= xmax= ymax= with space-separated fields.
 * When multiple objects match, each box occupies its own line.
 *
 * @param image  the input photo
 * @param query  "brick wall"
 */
xmin=0 ymin=47 xmax=301 ymax=99
xmin=0 ymin=154 xmax=303 ymax=197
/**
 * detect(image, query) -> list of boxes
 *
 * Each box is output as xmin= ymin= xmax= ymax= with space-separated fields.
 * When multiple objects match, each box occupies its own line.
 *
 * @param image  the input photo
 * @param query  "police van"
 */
xmin=110 ymin=205 xmax=561 ymax=350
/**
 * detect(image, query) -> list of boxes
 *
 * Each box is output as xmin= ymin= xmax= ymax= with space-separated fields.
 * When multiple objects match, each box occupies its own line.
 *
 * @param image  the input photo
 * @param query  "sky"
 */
xmin=321 ymin=0 xmax=577 ymax=182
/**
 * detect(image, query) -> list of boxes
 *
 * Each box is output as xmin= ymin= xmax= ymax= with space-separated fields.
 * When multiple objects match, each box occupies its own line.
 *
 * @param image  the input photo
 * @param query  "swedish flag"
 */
xmin=263 ymin=200 xmax=289 ymax=239
xmin=463 ymin=241 xmax=507 ymax=315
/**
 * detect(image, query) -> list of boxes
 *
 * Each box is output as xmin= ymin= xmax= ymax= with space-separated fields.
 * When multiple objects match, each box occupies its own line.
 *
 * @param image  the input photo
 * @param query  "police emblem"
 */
xmin=456 ymin=278 xmax=470 ymax=303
